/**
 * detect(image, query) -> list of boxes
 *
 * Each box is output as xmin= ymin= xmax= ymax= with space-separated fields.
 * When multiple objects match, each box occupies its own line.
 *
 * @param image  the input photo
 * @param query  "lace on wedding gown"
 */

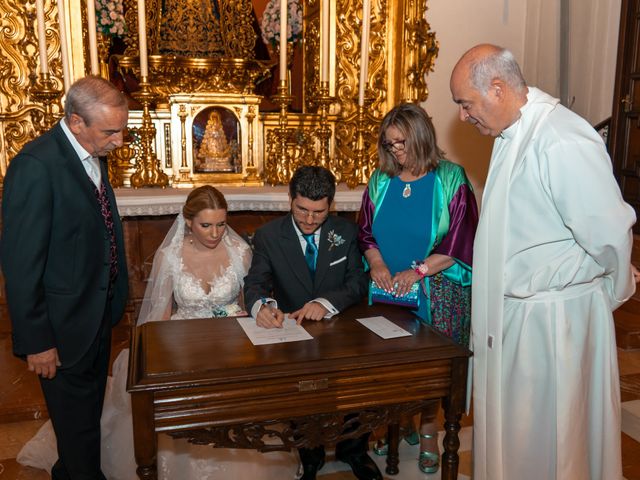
xmin=17 ymin=215 xmax=299 ymax=479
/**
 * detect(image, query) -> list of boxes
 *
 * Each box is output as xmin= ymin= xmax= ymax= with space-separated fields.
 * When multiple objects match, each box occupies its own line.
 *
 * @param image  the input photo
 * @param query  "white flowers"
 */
xmin=95 ymin=0 xmax=126 ymax=37
xmin=212 ymin=303 xmax=243 ymax=317
xmin=327 ymin=230 xmax=345 ymax=251
xmin=260 ymin=0 xmax=303 ymax=47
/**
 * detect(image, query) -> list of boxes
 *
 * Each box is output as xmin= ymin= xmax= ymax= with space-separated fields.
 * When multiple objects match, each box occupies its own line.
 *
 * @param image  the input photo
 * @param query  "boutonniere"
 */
xmin=327 ymin=230 xmax=345 ymax=250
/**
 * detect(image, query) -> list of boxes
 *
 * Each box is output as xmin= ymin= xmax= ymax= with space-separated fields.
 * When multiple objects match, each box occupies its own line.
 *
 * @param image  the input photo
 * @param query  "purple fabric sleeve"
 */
xmin=357 ymin=186 xmax=379 ymax=252
xmin=432 ymin=183 xmax=478 ymax=266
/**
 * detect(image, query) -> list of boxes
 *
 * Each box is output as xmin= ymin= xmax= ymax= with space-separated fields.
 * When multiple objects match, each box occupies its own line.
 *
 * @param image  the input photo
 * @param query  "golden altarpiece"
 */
xmin=0 ymin=0 xmax=438 ymax=188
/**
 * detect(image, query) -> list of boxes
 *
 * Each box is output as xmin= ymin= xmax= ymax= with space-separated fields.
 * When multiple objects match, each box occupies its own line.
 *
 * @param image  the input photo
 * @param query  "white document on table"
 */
xmin=236 ymin=316 xmax=313 ymax=345
xmin=357 ymin=316 xmax=412 ymax=339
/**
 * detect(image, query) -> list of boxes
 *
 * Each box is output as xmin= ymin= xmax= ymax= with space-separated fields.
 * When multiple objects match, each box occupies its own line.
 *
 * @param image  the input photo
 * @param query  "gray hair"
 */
xmin=64 ymin=76 xmax=127 ymax=125
xmin=470 ymin=48 xmax=526 ymax=95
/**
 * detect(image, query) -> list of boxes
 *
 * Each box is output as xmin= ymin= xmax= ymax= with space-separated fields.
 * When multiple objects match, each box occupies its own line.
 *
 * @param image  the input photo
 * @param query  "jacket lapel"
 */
xmin=280 ymin=215 xmax=314 ymax=291
xmin=313 ymin=217 xmax=337 ymax=288
xmin=53 ymin=124 xmax=103 ymax=220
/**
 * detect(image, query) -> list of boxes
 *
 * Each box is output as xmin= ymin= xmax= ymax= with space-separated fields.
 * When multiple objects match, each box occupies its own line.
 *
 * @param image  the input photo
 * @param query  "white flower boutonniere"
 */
xmin=327 ymin=230 xmax=345 ymax=250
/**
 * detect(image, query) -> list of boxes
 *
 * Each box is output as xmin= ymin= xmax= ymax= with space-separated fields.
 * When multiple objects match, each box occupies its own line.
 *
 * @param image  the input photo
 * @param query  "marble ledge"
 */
xmin=114 ymin=185 xmax=366 ymax=217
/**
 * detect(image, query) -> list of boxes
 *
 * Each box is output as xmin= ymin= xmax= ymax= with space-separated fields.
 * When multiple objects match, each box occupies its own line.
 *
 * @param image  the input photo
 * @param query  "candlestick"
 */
xmin=35 ymin=0 xmax=49 ymax=74
xmin=358 ymin=0 xmax=371 ymax=106
xmin=279 ymin=0 xmax=287 ymax=83
xmin=86 ymin=0 xmax=99 ymax=74
xmin=137 ymin=0 xmax=148 ymax=78
xmin=130 ymin=81 xmax=169 ymax=187
xmin=57 ymin=0 xmax=70 ymax=92
xmin=321 ymin=0 xmax=329 ymax=82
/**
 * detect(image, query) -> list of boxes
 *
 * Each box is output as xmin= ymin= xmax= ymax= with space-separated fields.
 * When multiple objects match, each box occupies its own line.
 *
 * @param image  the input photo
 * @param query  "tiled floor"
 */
xmin=0 ymin=344 xmax=639 ymax=479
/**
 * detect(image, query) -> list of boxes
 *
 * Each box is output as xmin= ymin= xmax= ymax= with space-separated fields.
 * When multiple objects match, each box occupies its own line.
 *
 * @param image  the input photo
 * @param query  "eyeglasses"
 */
xmin=292 ymin=205 xmax=328 ymax=219
xmin=381 ymin=140 xmax=406 ymax=153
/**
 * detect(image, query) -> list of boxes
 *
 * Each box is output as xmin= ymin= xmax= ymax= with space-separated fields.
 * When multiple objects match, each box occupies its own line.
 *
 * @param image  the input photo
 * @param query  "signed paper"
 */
xmin=237 ymin=316 xmax=314 ymax=345
xmin=357 ymin=316 xmax=412 ymax=339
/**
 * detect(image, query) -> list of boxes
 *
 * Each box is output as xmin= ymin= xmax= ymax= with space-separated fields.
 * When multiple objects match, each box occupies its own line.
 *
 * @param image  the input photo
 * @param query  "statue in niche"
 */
xmin=193 ymin=108 xmax=240 ymax=173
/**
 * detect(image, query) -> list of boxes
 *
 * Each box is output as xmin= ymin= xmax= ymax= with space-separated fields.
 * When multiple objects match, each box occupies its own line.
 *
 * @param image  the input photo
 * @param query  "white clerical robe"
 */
xmin=472 ymin=87 xmax=636 ymax=480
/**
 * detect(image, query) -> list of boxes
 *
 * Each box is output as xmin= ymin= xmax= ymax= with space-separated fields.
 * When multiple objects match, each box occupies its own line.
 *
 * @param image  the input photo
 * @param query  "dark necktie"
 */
xmin=303 ymin=233 xmax=318 ymax=275
xmin=92 ymin=182 xmax=118 ymax=289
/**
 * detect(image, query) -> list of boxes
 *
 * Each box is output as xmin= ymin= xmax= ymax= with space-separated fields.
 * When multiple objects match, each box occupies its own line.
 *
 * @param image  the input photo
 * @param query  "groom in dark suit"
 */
xmin=244 ymin=166 xmax=381 ymax=480
xmin=1 ymin=76 xmax=129 ymax=479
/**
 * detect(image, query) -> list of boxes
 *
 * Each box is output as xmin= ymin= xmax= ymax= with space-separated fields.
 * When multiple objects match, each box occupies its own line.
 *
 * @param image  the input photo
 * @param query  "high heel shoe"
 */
xmin=404 ymin=430 xmax=419 ymax=446
xmin=372 ymin=438 xmax=388 ymax=456
xmin=418 ymin=433 xmax=439 ymax=474
xmin=372 ymin=429 xmax=418 ymax=456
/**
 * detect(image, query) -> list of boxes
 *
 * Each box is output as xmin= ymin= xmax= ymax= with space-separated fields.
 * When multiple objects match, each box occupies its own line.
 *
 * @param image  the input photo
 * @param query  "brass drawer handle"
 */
xmin=298 ymin=378 xmax=329 ymax=392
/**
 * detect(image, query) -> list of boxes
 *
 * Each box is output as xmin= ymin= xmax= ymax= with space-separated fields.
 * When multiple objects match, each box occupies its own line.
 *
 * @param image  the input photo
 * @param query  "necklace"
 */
xmin=402 ymin=183 xmax=412 ymax=198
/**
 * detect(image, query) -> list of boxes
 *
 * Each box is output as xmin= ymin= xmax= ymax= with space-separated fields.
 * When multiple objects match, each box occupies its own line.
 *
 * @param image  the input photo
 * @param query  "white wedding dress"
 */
xmin=17 ymin=216 xmax=299 ymax=480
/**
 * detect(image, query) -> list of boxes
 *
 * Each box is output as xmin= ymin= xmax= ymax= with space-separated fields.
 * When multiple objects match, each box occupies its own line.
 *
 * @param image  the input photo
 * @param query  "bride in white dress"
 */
xmin=17 ymin=186 xmax=299 ymax=479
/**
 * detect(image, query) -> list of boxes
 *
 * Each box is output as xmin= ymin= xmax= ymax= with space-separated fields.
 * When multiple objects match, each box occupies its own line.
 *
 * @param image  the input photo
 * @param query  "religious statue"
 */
xmin=159 ymin=0 xmax=223 ymax=57
xmin=195 ymin=110 xmax=237 ymax=172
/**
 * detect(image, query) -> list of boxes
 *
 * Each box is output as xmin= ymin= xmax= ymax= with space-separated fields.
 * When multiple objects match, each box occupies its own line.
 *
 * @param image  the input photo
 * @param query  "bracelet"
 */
xmin=411 ymin=260 xmax=429 ymax=279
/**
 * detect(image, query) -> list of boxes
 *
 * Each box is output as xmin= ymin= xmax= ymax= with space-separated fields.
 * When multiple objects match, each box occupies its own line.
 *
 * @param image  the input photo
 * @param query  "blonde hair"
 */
xmin=183 ymin=185 xmax=228 ymax=220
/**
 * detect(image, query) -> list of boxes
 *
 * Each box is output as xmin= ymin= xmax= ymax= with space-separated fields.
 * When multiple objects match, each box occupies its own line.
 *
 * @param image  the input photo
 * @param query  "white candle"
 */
xmin=321 ymin=0 xmax=329 ymax=83
xmin=358 ymin=0 xmax=371 ymax=106
xmin=279 ymin=0 xmax=287 ymax=83
xmin=86 ymin=0 xmax=99 ymax=74
xmin=137 ymin=0 xmax=148 ymax=78
xmin=35 ymin=0 xmax=49 ymax=74
xmin=57 ymin=0 xmax=70 ymax=92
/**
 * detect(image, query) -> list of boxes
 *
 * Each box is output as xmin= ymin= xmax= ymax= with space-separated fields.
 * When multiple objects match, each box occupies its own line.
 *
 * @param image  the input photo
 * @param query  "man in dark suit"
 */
xmin=1 ymin=76 xmax=129 ymax=480
xmin=244 ymin=166 xmax=381 ymax=480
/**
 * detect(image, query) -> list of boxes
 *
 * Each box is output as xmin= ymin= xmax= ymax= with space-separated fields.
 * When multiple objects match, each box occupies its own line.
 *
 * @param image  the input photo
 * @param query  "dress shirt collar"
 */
xmin=291 ymin=216 xmax=322 ymax=254
xmin=291 ymin=216 xmax=322 ymax=241
xmin=60 ymin=118 xmax=93 ymax=162
xmin=60 ymin=119 xmax=102 ymax=188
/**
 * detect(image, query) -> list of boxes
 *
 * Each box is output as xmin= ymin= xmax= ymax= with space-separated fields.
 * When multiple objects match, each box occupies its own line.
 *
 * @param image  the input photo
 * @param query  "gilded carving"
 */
xmin=0 ymin=0 xmax=65 ymax=174
xmin=0 ymin=0 xmax=438 ymax=188
xmin=107 ymin=141 xmax=137 ymax=188
xmin=159 ymin=0 xmax=223 ymax=57
xmin=219 ymin=0 xmax=256 ymax=58
xmin=303 ymin=0 xmax=321 ymax=111
xmin=119 ymin=0 xmax=268 ymax=105
xmin=117 ymin=56 xmax=271 ymax=106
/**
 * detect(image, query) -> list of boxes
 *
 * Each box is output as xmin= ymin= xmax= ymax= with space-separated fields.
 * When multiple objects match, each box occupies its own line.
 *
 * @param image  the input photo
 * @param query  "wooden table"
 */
xmin=127 ymin=303 xmax=471 ymax=479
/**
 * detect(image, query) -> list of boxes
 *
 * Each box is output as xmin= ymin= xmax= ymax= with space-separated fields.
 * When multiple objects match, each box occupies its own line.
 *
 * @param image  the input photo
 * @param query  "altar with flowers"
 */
xmin=0 ymin=0 xmax=439 ymax=190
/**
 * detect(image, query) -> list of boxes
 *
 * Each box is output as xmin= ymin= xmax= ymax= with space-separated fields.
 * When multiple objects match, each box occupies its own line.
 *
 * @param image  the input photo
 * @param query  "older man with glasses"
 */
xmin=244 ymin=165 xmax=380 ymax=480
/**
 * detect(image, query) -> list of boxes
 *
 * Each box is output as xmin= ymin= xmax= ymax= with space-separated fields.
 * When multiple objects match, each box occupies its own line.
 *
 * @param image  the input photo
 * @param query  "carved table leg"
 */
xmin=131 ymin=392 xmax=158 ymax=480
xmin=385 ymin=422 xmax=400 ymax=475
xmin=441 ymin=408 xmax=461 ymax=480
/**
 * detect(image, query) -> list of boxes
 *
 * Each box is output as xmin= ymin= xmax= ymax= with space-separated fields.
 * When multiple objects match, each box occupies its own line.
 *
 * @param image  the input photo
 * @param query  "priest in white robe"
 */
xmin=450 ymin=43 xmax=636 ymax=480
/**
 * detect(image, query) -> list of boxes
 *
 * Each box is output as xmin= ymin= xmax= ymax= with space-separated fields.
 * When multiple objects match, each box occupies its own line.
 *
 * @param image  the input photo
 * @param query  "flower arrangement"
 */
xmin=95 ymin=0 xmax=126 ymax=38
xmin=260 ymin=0 xmax=303 ymax=48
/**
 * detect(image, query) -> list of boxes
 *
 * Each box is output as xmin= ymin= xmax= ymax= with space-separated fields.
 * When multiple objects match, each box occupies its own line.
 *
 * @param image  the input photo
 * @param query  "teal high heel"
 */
xmin=404 ymin=430 xmax=419 ymax=446
xmin=418 ymin=433 xmax=439 ymax=474
xmin=373 ymin=429 xmax=419 ymax=456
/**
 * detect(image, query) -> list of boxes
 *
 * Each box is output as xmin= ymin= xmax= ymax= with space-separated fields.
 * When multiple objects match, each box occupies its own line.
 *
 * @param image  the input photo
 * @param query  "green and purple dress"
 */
xmin=358 ymin=160 xmax=478 ymax=345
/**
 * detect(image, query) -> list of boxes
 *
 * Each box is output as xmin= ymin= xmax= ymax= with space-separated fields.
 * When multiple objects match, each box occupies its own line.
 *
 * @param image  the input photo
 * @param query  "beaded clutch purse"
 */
xmin=368 ymin=280 xmax=420 ymax=308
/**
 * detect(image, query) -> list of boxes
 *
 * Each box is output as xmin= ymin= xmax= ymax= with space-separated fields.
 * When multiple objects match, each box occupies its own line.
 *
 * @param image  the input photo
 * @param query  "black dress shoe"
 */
xmin=299 ymin=459 xmax=325 ymax=480
xmin=338 ymin=453 xmax=383 ymax=480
